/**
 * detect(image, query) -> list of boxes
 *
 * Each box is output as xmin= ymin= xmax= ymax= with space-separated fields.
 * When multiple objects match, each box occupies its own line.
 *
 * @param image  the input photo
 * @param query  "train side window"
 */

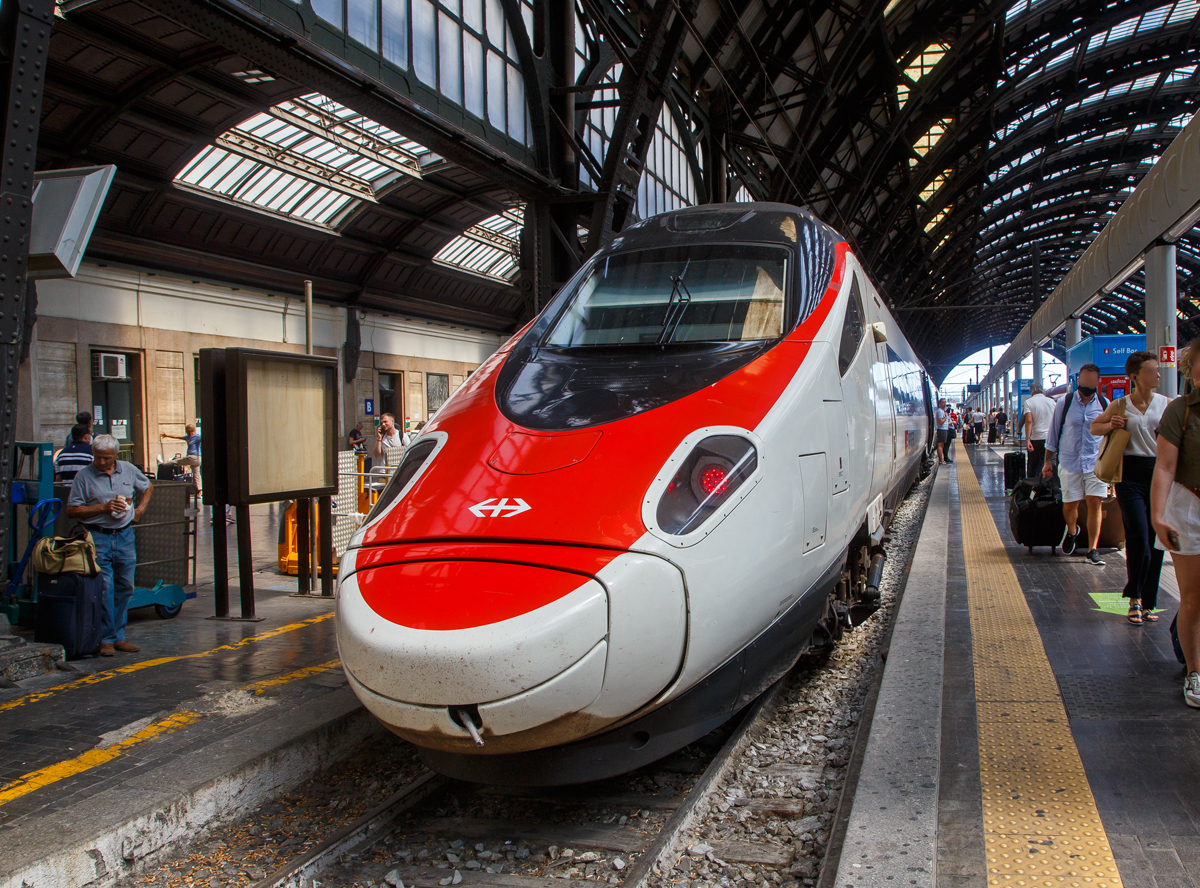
xmin=838 ymin=277 xmax=865 ymax=375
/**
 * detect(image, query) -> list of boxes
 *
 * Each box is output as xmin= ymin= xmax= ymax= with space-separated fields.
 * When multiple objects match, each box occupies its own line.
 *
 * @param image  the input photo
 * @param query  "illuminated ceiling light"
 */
xmin=231 ymin=69 xmax=276 ymax=84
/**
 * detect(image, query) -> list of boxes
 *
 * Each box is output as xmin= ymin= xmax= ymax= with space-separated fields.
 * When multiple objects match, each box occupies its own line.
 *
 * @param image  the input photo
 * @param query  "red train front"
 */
xmin=335 ymin=203 xmax=933 ymax=784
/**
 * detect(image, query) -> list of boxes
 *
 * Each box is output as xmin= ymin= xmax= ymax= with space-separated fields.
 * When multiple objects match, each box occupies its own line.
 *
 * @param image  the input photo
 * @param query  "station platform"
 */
xmin=0 ymin=504 xmax=373 ymax=888
xmin=835 ymin=441 xmax=1199 ymax=888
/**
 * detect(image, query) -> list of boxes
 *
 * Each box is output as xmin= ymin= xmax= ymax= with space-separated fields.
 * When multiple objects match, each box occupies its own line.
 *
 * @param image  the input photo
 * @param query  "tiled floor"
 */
xmin=960 ymin=442 xmax=1200 ymax=888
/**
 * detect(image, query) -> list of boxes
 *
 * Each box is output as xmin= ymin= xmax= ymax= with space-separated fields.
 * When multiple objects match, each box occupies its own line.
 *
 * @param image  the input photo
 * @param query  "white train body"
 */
xmin=336 ymin=203 xmax=934 ymax=784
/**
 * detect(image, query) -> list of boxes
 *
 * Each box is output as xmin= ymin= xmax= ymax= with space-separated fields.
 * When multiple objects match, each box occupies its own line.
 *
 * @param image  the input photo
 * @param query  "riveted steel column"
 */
xmin=1145 ymin=242 xmax=1178 ymax=398
xmin=0 ymin=0 xmax=52 ymax=568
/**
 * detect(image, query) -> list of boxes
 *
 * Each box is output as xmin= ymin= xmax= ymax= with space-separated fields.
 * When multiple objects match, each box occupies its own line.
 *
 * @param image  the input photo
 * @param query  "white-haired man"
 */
xmin=67 ymin=435 xmax=154 ymax=656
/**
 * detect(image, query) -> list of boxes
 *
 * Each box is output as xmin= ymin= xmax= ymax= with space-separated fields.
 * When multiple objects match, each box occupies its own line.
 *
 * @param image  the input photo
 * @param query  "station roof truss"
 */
xmin=670 ymin=0 xmax=1200 ymax=379
xmin=33 ymin=0 xmax=1200 ymax=362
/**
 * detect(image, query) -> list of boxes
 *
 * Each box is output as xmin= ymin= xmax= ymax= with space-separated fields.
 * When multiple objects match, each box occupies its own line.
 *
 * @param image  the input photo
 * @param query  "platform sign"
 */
xmin=1160 ymin=345 xmax=1176 ymax=365
xmin=365 ymin=398 xmax=374 ymax=416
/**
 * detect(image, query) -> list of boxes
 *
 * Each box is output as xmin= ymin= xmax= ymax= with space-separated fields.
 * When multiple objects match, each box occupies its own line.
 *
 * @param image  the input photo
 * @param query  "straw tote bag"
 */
xmin=1094 ymin=398 xmax=1129 ymax=484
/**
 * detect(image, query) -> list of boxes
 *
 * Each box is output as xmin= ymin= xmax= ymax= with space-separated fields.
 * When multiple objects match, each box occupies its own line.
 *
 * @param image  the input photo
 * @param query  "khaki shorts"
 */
xmin=1059 ymin=467 xmax=1107 ymax=503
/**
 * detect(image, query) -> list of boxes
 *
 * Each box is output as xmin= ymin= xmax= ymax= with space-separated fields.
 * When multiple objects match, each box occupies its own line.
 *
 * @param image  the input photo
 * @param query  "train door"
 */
xmin=881 ymin=349 xmax=901 ymax=491
xmin=923 ymin=375 xmax=935 ymax=454
xmin=836 ymin=271 xmax=872 ymax=523
xmin=865 ymin=292 xmax=894 ymax=501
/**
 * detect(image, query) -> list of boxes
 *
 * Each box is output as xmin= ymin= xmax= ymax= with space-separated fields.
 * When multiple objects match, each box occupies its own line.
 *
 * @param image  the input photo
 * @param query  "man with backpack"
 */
xmin=1043 ymin=364 xmax=1108 ymax=565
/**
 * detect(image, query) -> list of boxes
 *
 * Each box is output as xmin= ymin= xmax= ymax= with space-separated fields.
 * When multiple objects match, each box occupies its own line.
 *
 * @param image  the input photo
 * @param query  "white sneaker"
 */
xmin=1186 ymin=672 xmax=1200 ymax=709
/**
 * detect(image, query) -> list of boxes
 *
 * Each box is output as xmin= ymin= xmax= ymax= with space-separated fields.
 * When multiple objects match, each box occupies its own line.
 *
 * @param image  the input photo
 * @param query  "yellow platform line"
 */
xmin=244 ymin=659 xmax=341 ymax=694
xmin=0 ymin=712 xmax=200 ymax=805
xmin=0 ymin=650 xmax=342 ymax=807
xmin=0 ymin=612 xmax=335 ymax=714
xmin=956 ymin=458 xmax=1123 ymax=887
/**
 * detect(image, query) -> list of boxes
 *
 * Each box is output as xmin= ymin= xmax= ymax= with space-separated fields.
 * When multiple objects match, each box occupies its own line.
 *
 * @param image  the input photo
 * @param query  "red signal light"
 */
xmin=698 ymin=464 xmax=729 ymax=496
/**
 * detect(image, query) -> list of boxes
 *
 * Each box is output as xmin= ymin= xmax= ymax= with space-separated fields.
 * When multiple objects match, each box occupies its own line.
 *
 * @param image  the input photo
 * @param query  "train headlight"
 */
xmin=656 ymin=436 xmax=758 ymax=535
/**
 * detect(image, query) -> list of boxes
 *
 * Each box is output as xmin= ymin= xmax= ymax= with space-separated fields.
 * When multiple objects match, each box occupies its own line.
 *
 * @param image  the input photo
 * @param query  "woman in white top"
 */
xmin=1091 ymin=352 xmax=1170 ymax=624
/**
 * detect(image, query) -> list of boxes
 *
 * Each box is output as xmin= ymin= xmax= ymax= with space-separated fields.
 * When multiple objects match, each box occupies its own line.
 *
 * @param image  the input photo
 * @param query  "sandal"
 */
xmin=1128 ymin=602 xmax=1143 ymax=624
xmin=1142 ymin=609 xmax=1160 ymax=622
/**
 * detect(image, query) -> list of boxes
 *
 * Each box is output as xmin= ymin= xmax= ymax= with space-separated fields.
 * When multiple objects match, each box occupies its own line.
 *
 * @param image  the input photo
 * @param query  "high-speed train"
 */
xmin=335 ymin=203 xmax=937 ymax=785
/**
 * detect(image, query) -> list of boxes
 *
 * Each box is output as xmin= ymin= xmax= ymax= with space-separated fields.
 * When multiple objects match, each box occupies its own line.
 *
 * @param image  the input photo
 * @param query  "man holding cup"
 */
xmin=66 ymin=435 xmax=154 ymax=656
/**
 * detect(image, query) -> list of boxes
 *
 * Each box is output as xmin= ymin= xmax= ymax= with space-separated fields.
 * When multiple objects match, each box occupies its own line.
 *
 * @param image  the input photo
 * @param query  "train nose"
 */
xmin=336 ymin=551 xmax=687 ymax=753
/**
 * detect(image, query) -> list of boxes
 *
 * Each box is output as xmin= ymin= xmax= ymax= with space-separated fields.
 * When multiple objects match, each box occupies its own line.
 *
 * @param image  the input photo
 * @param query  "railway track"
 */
xmin=243 ymin=469 xmax=935 ymax=888
xmin=251 ymin=674 xmax=793 ymax=888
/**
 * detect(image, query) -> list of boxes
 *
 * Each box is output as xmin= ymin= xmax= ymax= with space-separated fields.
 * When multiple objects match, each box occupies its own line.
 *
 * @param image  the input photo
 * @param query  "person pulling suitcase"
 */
xmin=66 ymin=435 xmax=154 ymax=656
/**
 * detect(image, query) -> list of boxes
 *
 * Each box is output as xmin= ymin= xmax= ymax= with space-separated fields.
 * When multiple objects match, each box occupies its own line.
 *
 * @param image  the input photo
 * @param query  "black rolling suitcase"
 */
xmin=35 ymin=572 xmax=104 ymax=659
xmin=963 ymin=426 xmax=977 ymax=446
xmin=1004 ymin=451 xmax=1025 ymax=490
xmin=988 ymin=423 xmax=999 ymax=443
xmin=1008 ymin=477 xmax=1066 ymax=553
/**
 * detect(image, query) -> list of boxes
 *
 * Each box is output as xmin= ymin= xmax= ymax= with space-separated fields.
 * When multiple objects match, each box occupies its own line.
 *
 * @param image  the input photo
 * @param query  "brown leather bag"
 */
xmin=1094 ymin=398 xmax=1128 ymax=484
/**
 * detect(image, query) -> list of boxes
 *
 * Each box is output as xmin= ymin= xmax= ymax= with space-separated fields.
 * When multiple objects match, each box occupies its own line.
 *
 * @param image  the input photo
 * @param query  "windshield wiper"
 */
xmin=657 ymin=260 xmax=692 ymax=346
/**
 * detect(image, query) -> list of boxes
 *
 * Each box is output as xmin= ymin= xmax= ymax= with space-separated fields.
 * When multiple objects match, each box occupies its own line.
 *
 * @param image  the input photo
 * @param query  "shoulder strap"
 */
xmin=1098 ymin=391 xmax=1108 ymax=409
xmin=1058 ymin=391 xmax=1074 ymax=443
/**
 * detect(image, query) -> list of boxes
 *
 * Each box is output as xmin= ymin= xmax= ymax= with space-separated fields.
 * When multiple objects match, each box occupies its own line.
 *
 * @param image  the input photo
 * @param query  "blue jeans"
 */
xmin=94 ymin=526 xmax=137 ymax=643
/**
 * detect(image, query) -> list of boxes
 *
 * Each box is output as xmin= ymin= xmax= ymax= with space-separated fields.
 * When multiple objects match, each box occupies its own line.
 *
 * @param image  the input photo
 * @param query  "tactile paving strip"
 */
xmin=956 ymin=460 xmax=1123 ymax=888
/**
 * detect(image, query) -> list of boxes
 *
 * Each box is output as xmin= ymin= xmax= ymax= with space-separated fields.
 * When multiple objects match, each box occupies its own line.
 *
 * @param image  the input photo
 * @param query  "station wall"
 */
xmin=16 ymin=265 xmax=506 ymax=465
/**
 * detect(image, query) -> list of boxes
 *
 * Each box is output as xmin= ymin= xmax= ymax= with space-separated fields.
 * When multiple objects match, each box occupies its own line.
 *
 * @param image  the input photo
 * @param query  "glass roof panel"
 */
xmin=897 ymin=43 xmax=950 ymax=107
xmin=175 ymin=92 xmax=431 ymax=227
xmin=433 ymin=206 xmax=523 ymax=282
xmin=911 ymin=117 xmax=954 ymax=166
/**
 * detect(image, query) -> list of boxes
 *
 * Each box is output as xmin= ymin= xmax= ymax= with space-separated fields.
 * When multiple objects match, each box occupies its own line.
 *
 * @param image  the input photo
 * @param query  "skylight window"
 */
xmin=911 ymin=118 xmax=954 ymax=166
xmin=434 ymin=207 xmax=523 ymax=282
xmin=920 ymin=170 xmax=950 ymax=204
xmin=897 ymin=43 xmax=950 ymax=107
xmin=175 ymin=93 xmax=431 ymax=227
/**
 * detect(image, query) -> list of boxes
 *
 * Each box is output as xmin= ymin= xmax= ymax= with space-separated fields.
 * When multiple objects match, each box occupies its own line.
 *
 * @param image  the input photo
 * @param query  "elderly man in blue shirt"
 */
xmin=1043 ymin=363 xmax=1109 ymax=566
xmin=67 ymin=435 xmax=154 ymax=656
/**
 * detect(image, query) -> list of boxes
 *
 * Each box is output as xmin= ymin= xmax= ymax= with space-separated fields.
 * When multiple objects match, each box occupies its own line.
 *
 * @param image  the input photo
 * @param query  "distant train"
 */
xmin=335 ymin=203 xmax=936 ymax=784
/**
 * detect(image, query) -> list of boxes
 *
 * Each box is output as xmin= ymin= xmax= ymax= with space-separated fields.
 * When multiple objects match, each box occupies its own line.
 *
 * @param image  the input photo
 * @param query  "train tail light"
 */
xmin=655 ymin=436 xmax=758 ymax=535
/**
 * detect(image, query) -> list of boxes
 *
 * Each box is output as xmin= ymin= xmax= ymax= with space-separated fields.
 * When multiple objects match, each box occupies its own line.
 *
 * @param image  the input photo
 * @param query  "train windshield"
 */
xmin=544 ymin=245 xmax=789 ymax=347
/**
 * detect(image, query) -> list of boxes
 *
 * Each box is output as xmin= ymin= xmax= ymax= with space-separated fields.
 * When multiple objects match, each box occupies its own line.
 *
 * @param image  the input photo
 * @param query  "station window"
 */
xmin=299 ymin=0 xmax=533 ymax=147
xmin=838 ymin=278 xmax=865 ymax=375
xmin=426 ymin=373 xmax=450 ymax=416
